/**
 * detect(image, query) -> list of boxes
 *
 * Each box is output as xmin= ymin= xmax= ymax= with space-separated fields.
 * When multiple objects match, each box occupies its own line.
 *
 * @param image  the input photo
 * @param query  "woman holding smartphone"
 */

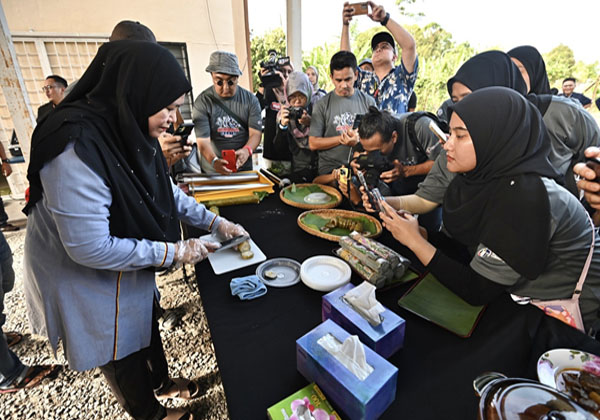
xmin=379 ymin=87 xmax=600 ymax=334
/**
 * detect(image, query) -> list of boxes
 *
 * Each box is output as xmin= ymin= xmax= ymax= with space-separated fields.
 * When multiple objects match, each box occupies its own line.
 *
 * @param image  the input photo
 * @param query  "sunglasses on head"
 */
xmin=215 ymin=78 xmax=237 ymax=87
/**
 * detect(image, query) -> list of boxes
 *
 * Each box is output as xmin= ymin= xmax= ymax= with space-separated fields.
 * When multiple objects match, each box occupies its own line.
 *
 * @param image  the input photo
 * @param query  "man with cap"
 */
xmin=193 ymin=51 xmax=262 ymax=174
xmin=340 ymin=1 xmax=417 ymax=115
xmin=358 ymin=58 xmax=374 ymax=72
xmin=37 ymin=75 xmax=68 ymax=122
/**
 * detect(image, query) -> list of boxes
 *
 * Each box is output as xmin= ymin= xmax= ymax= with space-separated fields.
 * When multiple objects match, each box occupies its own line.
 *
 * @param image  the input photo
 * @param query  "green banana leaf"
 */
xmin=300 ymin=212 xmax=378 ymax=236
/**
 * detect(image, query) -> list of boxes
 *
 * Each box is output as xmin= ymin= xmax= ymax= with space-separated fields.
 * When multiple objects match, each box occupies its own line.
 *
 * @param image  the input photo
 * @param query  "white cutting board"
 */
xmin=201 ymin=234 xmax=266 ymax=275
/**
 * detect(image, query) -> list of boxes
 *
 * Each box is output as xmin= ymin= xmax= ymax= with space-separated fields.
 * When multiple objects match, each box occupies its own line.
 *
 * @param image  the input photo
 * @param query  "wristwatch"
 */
xmin=381 ymin=12 xmax=390 ymax=26
xmin=1 ymin=159 xmax=9 ymax=164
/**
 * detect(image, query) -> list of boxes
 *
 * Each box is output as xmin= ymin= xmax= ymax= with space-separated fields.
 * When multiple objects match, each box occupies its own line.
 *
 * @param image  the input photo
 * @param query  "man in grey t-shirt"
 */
xmin=193 ymin=51 xmax=262 ymax=174
xmin=309 ymin=51 xmax=376 ymax=184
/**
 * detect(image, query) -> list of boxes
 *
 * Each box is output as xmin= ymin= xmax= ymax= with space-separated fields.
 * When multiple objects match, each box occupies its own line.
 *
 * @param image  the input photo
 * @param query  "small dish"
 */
xmin=300 ymin=256 xmax=351 ymax=292
xmin=537 ymin=348 xmax=600 ymax=390
xmin=256 ymin=258 xmax=302 ymax=288
xmin=304 ymin=192 xmax=329 ymax=204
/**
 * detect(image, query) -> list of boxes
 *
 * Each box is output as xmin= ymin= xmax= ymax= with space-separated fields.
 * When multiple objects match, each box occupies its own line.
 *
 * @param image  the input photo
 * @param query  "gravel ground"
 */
xmin=0 ymin=229 xmax=229 ymax=419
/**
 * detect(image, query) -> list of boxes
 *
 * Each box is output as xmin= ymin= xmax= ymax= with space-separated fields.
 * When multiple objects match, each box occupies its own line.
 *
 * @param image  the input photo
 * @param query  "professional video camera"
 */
xmin=259 ymin=50 xmax=291 ymax=88
xmin=354 ymin=151 xmax=394 ymax=187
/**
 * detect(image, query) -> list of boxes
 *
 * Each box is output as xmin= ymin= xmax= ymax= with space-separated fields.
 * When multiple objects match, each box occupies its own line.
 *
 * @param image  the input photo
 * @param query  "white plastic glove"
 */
xmin=216 ymin=218 xmax=249 ymax=240
xmin=173 ymin=238 xmax=221 ymax=266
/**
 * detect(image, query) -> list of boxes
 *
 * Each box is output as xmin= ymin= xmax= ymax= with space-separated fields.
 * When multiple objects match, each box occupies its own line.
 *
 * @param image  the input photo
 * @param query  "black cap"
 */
xmin=371 ymin=32 xmax=396 ymax=53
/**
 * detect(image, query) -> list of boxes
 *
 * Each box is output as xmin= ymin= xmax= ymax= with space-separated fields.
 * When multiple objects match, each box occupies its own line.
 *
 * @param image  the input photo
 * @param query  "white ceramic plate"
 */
xmin=300 ymin=255 xmax=351 ymax=292
xmin=537 ymin=348 xmax=600 ymax=390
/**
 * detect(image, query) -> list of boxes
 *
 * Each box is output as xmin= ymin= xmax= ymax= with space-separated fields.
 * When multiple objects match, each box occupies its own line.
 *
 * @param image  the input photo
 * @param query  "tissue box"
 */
xmin=322 ymin=283 xmax=405 ymax=358
xmin=296 ymin=319 xmax=398 ymax=420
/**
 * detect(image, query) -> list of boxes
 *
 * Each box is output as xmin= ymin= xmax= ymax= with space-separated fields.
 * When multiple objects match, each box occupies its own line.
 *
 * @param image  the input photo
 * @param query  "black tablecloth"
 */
xmin=189 ymin=194 xmax=600 ymax=419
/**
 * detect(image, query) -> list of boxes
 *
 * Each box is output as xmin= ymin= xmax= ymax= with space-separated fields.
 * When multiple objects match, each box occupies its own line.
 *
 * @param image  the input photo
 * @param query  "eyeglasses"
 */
xmin=41 ymin=85 xmax=58 ymax=92
xmin=215 ymin=78 xmax=237 ymax=87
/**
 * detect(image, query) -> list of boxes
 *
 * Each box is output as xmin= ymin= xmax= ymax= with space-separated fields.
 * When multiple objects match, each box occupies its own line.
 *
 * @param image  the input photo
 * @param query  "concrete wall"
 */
xmin=1 ymin=0 xmax=252 ymax=91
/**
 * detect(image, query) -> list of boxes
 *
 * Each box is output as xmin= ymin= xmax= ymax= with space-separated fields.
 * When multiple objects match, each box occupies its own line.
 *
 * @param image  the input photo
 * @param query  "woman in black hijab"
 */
xmin=24 ymin=41 xmax=246 ymax=420
xmin=379 ymin=87 xmax=600 ymax=333
xmin=507 ymin=45 xmax=551 ymax=95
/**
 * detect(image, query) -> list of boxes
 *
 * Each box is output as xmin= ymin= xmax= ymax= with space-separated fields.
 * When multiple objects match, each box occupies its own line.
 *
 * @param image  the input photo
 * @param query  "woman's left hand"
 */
xmin=379 ymin=200 xmax=422 ymax=248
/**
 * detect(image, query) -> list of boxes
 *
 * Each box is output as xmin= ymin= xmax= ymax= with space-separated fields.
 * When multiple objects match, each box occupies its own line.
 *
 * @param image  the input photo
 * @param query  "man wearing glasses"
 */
xmin=340 ymin=1 xmax=418 ymax=115
xmin=193 ymin=51 xmax=262 ymax=174
xmin=37 ymin=75 xmax=68 ymax=122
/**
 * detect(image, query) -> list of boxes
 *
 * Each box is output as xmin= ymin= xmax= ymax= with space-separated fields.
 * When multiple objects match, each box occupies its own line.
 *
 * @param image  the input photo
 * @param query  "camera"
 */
xmin=354 ymin=151 xmax=394 ymax=186
xmin=287 ymin=106 xmax=306 ymax=125
xmin=259 ymin=50 xmax=291 ymax=88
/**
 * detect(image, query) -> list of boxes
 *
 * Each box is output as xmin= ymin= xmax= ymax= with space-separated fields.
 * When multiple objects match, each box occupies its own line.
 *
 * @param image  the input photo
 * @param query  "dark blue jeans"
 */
xmin=0 ymin=196 xmax=8 ymax=226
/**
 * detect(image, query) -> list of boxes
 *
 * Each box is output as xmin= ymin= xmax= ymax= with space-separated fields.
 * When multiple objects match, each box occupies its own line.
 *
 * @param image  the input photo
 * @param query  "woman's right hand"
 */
xmin=173 ymin=238 xmax=221 ymax=265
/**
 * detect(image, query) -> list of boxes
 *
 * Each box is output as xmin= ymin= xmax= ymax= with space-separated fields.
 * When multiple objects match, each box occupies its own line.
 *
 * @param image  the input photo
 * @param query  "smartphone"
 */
xmin=213 ymin=234 xmax=250 ymax=253
xmin=356 ymin=171 xmax=377 ymax=210
xmin=586 ymin=157 xmax=600 ymax=182
xmin=348 ymin=2 xmax=369 ymax=15
xmin=222 ymin=149 xmax=237 ymax=172
xmin=174 ymin=122 xmax=194 ymax=146
xmin=371 ymin=187 xmax=385 ymax=213
xmin=429 ymin=121 xmax=447 ymax=144
xmin=352 ymin=114 xmax=363 ymax=130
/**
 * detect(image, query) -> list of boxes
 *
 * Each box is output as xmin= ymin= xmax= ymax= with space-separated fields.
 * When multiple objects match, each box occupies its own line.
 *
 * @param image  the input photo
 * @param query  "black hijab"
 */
xmin=507 ymin=45 xmax=551 ymax=95
xmin=443 ymin=87 xmax=560 ymax=279
xmin=447 ymin=50 xmax=528 ymax=98
xmin=25 ymin=40 xmax=192 ymax=243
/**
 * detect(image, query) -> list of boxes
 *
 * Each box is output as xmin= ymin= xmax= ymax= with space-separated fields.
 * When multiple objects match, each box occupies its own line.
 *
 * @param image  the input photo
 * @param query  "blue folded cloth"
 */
xmin=230 ymin=275 xmax=267 ymax=300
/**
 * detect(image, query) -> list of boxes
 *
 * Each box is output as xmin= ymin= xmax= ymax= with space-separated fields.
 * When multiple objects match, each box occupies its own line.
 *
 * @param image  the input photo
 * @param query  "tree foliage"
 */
xmin=544 ymin=44 xmax=576 ymax=86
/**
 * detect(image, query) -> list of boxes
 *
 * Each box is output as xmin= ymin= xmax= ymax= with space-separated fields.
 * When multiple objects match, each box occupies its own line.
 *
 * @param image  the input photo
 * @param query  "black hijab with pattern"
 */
xmin=25 ymin=40 xmax=192 ymax=242
xmin=443 ymin=87 xmax=560 ymax=279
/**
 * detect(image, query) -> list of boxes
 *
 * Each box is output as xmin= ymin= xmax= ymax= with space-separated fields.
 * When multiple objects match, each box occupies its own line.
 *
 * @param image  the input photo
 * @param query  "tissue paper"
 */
xmin=317 ymin=334 xmax=374 ymax=381
xmin=342 ymin=282 xmax=385 ymax=326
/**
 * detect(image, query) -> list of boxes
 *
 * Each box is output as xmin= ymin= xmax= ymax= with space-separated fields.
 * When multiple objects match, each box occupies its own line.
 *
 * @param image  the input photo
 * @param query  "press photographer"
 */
xmin=273 ymin=71 xmax=316 ymax=182
xmin=352 ymin=106 xmax=444 ymax=231
xmin=256 ymin=50 xmax=294 ymax=172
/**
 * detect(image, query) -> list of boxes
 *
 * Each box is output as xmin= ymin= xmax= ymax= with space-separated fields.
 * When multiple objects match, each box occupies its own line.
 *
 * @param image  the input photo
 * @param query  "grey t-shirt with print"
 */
xmin=193 ymin=85 xmax=262 ymax=173
xmin=309 ymin=90 xmax=376 ymax=175
xmin=469 ymin=178 xmax=600 ymax=331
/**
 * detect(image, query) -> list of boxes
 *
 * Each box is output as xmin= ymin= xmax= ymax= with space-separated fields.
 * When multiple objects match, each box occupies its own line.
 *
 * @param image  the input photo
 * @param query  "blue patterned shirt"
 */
xmin=355 ymin=56 xmax=419 ymax=114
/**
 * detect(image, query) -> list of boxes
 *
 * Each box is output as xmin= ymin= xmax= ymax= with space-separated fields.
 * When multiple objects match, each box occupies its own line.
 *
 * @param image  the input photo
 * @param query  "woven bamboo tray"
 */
xmin=297 ymin=209 xmax=382 ymax=242
xmin=280 ymin=183 xmax=342 ymax=210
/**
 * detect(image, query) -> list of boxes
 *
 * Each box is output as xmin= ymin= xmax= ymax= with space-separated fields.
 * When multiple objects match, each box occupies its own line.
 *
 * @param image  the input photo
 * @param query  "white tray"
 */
xmin=201 ymin=234 xmax=266 ymax=275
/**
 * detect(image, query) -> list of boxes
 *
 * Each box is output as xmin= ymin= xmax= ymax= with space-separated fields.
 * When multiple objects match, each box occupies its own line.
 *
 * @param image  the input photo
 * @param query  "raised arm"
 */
xmin=368 ymin=1 xmax=417 ymax=72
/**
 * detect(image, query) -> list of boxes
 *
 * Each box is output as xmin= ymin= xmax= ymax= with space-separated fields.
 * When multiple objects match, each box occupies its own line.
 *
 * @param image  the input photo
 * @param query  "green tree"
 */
xmin=249 ymin=27 xmax=287 ymax=91
xmin=544 ymin=44 xmax=576 ymax=86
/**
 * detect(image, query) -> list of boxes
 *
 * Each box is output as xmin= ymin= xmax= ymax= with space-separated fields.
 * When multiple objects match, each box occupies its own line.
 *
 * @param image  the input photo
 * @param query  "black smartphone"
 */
xmin=352 ymin=114 xmax=363 ymax=130
xmin=357 ymin=170 xmax=378 ymax=210
xmin=371 ymin=187 xmax=385 ymax=214
xmin=174 ymin=122 xmax=194 ymax=146
xmin=586 ymin=157 xmax=600 ymax=182
xmin=213 ymin=234 xmax=250 ymax=253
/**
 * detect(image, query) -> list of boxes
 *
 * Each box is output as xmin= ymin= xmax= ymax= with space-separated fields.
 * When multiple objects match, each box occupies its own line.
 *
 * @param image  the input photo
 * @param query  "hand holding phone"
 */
xmin=222 ymin=149 xmax=237 ymax=172
xmin=586 ymin=157 xmax=600 ymax=182
xmin=356 ymin=171 xmax=378 ymax=211
xmin=429 ymin=121 xmax=448 ymax=145
xmin=174 ymin=122 xmax=194 ymax=147
xmin=348 ymin=2 xmax=369 ymax=15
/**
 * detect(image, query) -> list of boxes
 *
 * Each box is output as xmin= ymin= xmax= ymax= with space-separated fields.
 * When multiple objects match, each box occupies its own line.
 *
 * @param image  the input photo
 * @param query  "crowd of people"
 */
xmin=0 ymin=2 xmax=600 ymax=419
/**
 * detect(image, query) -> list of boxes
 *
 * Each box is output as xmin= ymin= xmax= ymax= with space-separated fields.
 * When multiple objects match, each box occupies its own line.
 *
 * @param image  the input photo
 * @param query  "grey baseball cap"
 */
xmin=205 ymin=51 xmax=242 ymax=76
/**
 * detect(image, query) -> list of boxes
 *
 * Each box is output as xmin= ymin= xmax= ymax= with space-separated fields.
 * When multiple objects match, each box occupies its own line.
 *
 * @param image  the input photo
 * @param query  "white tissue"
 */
xmin=317 ymin=333 xmax=374 ymax=381
xmin=343 ymin=281 xmax=385 ymax=326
